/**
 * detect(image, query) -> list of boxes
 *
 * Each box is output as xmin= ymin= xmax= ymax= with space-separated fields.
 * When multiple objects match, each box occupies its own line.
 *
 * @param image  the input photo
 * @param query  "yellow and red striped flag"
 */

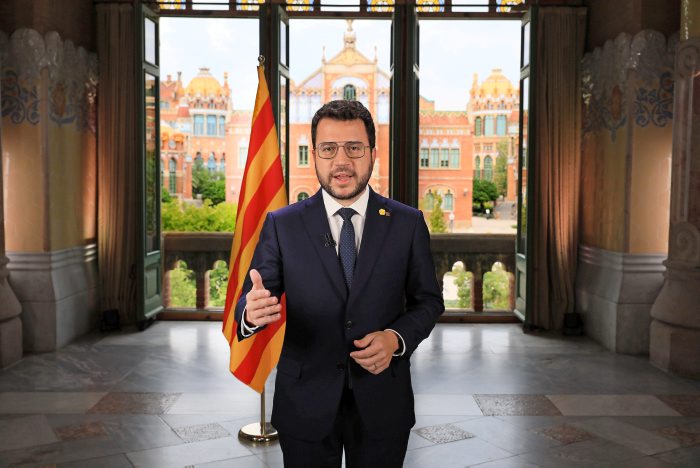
xmin=222 ymin=63 xmax=287 ymax=393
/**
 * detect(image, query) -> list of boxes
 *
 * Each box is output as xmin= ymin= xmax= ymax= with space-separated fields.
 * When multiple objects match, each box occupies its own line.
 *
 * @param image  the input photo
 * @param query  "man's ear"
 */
xmin=371 ymin=147 xmax=377 ymax=164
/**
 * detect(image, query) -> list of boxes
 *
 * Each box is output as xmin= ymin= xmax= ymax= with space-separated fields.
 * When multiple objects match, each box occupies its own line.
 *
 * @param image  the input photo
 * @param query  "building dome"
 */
xmin=185 ymin=67 xmax=229 ymax=97
xmin=475 ymin=68 xmax=516 ymax=97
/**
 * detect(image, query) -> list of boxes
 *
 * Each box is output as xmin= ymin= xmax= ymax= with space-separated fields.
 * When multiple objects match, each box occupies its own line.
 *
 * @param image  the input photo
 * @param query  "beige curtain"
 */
xmin=96 ymin=3 xmax=138 ymax=319
xmin=530 ymin=7 xmax=586 ymax=330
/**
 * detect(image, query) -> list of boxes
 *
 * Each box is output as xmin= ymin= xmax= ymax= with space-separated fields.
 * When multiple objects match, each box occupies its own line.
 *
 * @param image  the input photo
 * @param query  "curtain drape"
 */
xmin=96 ymin=3 xmax=138 ymax=319
xmin=530 ymin=7 xmax=587 ymax=330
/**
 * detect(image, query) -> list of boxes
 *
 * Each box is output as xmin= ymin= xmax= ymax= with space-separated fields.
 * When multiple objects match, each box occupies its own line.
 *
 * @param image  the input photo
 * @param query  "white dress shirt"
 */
xmin=242 ymin=188 xmax=405 ymax=356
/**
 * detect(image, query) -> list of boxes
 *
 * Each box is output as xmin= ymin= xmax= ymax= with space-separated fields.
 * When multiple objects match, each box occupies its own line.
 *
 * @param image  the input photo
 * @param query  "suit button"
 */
xmin=345 ymin=320 xmax=353 ymax=329
xmin=337 ymin=363 xmax=345 ymax=371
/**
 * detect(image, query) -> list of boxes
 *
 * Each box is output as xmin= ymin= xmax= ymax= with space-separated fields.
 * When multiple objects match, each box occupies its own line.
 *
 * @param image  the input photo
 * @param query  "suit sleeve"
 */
xmin=234 ymin=212 xmax=285 ymax=341
xmin=387 ymin=211 xmax=444 ymax=357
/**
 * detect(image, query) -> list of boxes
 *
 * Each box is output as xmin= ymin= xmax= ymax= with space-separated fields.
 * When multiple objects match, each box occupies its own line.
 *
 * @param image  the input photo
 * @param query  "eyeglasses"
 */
xmin=315 ymin=141 xmax=370 ymax=159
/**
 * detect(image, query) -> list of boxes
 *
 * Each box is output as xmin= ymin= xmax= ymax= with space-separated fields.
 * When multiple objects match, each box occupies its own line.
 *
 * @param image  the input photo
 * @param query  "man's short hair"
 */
xmin=311 ymin=100 xmax=376 ymax=150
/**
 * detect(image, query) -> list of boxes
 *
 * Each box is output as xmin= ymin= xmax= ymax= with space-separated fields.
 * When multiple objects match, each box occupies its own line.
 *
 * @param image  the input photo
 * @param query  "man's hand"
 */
xmin=245 ymin=269 xmax=282 ymax=327
xmin=349 ymin=331 xmax=399 ymax=375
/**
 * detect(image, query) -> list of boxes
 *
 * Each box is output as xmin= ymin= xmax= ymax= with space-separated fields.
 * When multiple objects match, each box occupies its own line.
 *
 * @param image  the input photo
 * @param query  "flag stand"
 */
xmin=238 ymin=388 xmax=278 ymax=443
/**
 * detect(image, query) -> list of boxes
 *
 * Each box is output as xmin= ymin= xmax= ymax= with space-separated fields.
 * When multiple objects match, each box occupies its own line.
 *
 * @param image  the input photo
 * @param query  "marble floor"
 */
xmin=0 ymin=322 xmax=699 ymax=467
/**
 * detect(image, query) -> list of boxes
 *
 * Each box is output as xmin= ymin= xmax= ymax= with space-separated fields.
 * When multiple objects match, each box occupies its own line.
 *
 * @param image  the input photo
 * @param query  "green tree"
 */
xmin=161 ymin=199 xmax=236 ymax=232
xmin=208 ymin=260 xmax=229 ymax=307
xmin=483 ymin=262 xmax=511 ymax=310
xmin=494 ymin=138 xmax=509 ymax=197
xmin=161 ymin=187 xmax=173 ymax=203
xmin=429 ymin=193 xmax=447 ymax=233
xmin=192 ymin=165 xmax=226 ymax=205
xmin=472 ymin=179 xmax=499 ymax=212
xmin=169 ymin=261 xmax=196 ymax=307
xmin=454 ymin=270 xmax=473 ymax=309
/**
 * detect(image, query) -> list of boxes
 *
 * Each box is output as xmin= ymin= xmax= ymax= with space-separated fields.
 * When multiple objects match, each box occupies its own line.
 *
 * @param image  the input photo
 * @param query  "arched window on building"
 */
xmin=430 ymin=147 xmax=439 ymax=168
xmin=193 ymin=115 xmax=204 ymax=135
xmin=423 ymin=190 xmax=435 ymax=211
xmin=496 ymin=115 xmax=507 ymax=136
xmin=450 ymin=148 xmax=460 ymax=168
xmin=219 ymin=153 xmax=226 ymax=172
xmin=219 ymin=116 xmax=226 ymax=136
xmin=298 ymin=145 xmax=309 ymax=166
xmin=475 ymin=116 xmax=482 ymax=136
xmin=444 ymin=190 xmax=454 ymax=211
xmin=208 ymin=153 xmax=216 ymax=172
xmin=475 ymin=156 xmax=481 ymax=180
xmin=207 ymin=115 xmax=217 ymax=135
xmin=194 ymin=151 xmax=203 ymax=168
xmin=440 ymin=148 xmax=450 ymax=167
xmin=343 ymin=84 xmax=356 ymax=101
xmin=484 ymin=115 xmax=494 ymax=136
xmin=297 ymin=192 xmax=309 ymax=202
xmin=484 ymin=155 xmax=494 ymax=181
xmin=420 ymin=146 xmax=429 ymax=168
xmin=168 ymin=158 xmax=177 ymax=193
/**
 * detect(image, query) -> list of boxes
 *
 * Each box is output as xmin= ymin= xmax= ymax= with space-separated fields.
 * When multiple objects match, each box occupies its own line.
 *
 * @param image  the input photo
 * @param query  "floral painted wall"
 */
xmin=0 ymin=29 xmax=97 ymax=252
xmin=580 ymin=30 xmax=677 ymax=254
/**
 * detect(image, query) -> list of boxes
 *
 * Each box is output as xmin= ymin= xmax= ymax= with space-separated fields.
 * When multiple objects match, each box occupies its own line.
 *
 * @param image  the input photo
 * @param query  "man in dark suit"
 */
xmin=235 ymin=100 xmax=444 ymax=467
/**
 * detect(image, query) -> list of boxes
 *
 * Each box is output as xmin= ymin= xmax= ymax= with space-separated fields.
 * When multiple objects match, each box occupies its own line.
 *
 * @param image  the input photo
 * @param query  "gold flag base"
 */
xmin=238 ymin=422 xmax=278 ymax=443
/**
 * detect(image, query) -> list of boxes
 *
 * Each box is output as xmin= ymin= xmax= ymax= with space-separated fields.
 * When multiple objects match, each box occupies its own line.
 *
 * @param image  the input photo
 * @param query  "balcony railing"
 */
xmin=160 ymin=232 xmax=518 ymax=322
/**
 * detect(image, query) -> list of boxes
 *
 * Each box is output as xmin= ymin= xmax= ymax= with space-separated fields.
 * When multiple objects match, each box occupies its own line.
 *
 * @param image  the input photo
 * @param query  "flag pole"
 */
xmin=238 ymin=387 xmax=278 ymax=443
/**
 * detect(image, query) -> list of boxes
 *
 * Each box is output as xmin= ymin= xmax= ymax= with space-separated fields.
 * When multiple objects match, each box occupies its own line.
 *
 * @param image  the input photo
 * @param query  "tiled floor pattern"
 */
xmin=0 ymin=322 xmax=698 ymax=467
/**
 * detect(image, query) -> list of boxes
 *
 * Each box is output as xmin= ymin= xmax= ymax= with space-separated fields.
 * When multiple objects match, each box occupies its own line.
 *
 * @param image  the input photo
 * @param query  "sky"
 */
xmin=160 ymin=17 xmax=520 ymax=112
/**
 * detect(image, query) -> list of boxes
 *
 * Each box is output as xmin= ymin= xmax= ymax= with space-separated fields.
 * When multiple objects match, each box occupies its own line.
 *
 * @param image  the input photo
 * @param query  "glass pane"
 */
xmin=289 ymin=18 xmax=391 ymax=201
xmin=159 ymin=17 xmax=258 ymax=227
xmin=420 ymin=20 xmax=520 ymax=235
xmin=280 ymin=21 xmax=288 ymax=67
xmin=193 ymin=0 xmax=230 ymax=11
xmin=145 ymin=17 xmax=156 ymax=65
xmin=321 ymin=0 xmax=360 ymax=12
xmin=518 ymin=77 xmax=529 ymax=254
xmin=287 ymin=0 xmax=314 ymax=12
xmin=145 ymin=72 xmax=159 ymax=253
xmin=280 ymin=74 xmax=288 ymax=180
xmin=417 ymin=0 xmax=446 ymax=13
xmin=368 ymin=0 xmax=394 ymax=13
xmin=523 ymin=21 xmax=530 ymax=68
xmin=451 ymin=1 xmax=487 ymax=13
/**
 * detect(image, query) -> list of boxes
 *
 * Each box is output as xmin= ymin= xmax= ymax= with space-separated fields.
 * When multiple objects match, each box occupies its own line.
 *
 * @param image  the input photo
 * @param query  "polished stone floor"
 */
xmin=0 ymin=322 xmax=699 ymax=467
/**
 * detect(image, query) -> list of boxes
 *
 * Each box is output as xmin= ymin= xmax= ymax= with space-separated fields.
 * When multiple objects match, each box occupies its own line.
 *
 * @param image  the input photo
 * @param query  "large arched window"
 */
xmin=169 ymin=158 xmax=177 ymax=193
xmin=484 ymin=115 xmax=494 ymax=136
xmin=475 ymin=116 xmax=482 ymax=136
xmin=444 ymin=190 xmax=454 ymax=211
xmin=207 ymin=115 xmax=217 ymax=135
xmin=343 ymin=84 xmax=356 ymax=101
xmin=484 ymin=155 xmax=494 ymax=181
xmin=474 ymin=156 xmax=481 ymax=180
xmin=219 ymin=153 xmax=226 ymax=172
xmin=420 ymin=146 xmax=429 ymax=168
xmin=496 ymin=115 xmax=507 ymax=136
xmin=218 ymin=116 xmax=226 ymax=136
xmin=208 ymin=153 xmax=216 ymax=172
xmin=194 ymin=152 xmax=203 ymax=168
xmin=193 ymin=115 xmax=204 ymax=135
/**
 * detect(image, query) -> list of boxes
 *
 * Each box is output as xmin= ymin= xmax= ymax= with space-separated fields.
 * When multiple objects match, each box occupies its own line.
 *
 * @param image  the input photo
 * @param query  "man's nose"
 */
xmin=333 ymin=146 xmax=353 ymax=163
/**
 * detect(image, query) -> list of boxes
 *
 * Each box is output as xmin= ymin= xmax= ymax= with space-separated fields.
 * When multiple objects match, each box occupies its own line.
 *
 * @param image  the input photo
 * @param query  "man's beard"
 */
xmin=316 ymin=165 xmax=372 ymax=201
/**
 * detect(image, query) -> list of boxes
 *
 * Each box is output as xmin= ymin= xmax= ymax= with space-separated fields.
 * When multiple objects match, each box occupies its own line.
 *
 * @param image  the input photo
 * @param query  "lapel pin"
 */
xmin=379 ymin=208 xmax=390 ymax=217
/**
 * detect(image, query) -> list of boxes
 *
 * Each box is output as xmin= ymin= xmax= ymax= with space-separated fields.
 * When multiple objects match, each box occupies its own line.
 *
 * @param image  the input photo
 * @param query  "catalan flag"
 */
xmin=222 ymin=63 xmax=287 ymax=393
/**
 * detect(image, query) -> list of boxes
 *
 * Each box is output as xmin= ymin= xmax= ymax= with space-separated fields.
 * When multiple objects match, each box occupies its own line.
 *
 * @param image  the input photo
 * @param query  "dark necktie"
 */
xmin=337 ymin=208 xmax=357 ymax=288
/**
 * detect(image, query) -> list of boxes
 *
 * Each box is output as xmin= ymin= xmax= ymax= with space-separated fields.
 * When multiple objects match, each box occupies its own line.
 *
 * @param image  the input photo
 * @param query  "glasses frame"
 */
xmin=314 ymin=141 xmax=371 ymax=159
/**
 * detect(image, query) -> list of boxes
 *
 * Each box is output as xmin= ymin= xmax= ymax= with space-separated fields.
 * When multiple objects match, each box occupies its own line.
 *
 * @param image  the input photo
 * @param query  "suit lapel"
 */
xmin=348 ymin=190 xmax=391 ymax=308
xmin=301 ymin=190 xmax=348 ymax=300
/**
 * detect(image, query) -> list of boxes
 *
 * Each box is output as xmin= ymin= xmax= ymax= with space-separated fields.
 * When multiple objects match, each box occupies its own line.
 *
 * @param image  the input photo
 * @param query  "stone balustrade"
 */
xmin=161 ymin=232 xmax=517 ymax=321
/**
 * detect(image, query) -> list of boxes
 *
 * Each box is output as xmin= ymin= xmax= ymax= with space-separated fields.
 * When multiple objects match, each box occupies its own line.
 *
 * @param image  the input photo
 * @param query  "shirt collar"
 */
xmin=321 ymin=186 xmax=370 ymax=219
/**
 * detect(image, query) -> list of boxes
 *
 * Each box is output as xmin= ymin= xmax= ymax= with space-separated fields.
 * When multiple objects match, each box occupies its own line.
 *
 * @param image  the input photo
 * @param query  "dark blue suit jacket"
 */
xmin=235 ymin=188 xmax=444 ymax=441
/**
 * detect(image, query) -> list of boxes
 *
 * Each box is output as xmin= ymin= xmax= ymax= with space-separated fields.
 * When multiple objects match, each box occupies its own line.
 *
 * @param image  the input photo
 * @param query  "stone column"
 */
xmin=650 ymin=1 xmax=700 ymax=377
xmin=0 ymin=81 xmax=23 ymax=368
